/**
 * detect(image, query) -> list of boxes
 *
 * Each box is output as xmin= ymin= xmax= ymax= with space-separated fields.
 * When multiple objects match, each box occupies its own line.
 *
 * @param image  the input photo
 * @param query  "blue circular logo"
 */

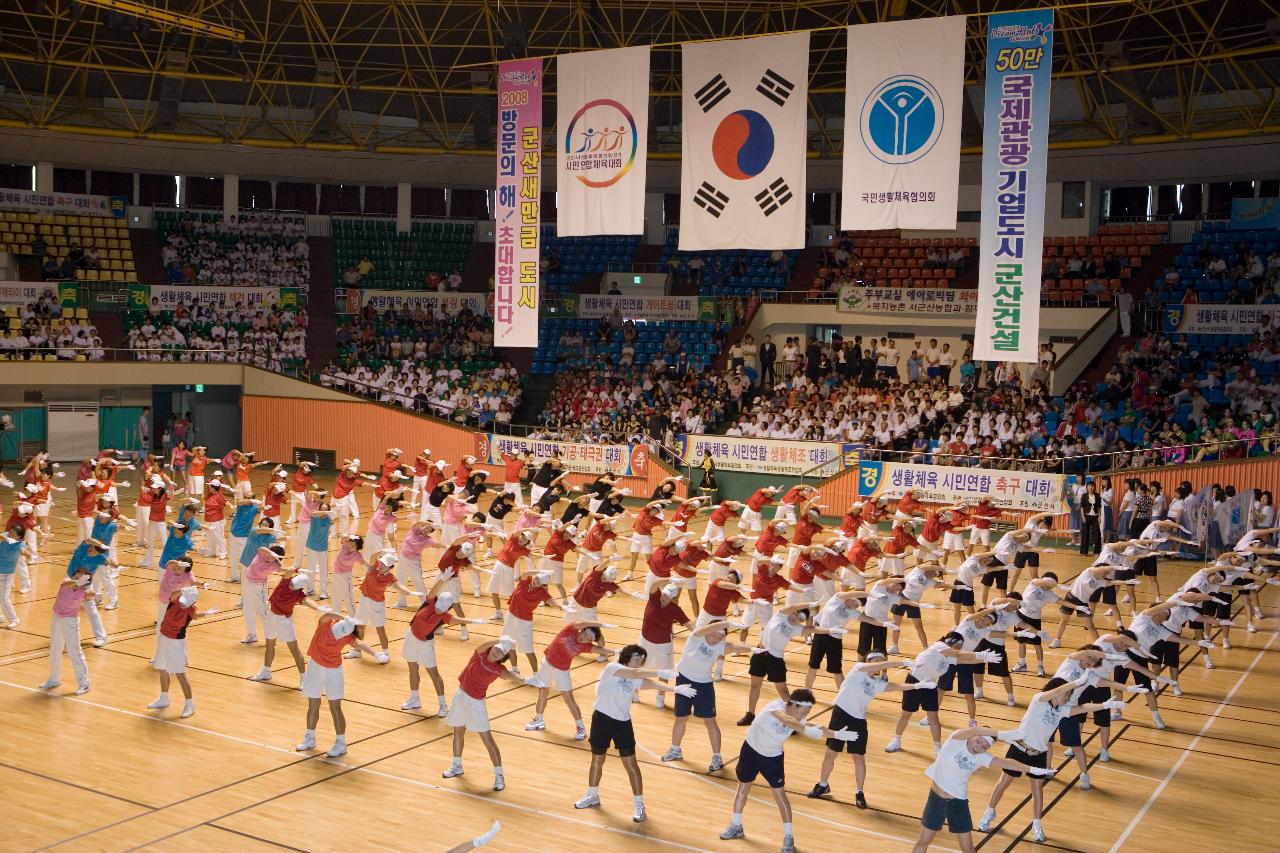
xmin=860 ymin=75 xmax=944 ymax=165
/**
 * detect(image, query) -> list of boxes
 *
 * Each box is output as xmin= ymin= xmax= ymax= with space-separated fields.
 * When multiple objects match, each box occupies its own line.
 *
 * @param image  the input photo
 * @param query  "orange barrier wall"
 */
xmin=241 ymin=395 xmax=684 ymax=497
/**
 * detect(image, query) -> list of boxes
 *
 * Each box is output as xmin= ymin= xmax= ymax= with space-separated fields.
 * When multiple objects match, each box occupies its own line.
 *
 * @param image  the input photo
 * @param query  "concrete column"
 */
xmin=644 ymin=192 xmax=664 ymax=245
xmin=396 ymin=181 xmax=411 ymax=233
xmin=132 ymin=172 xmax=141 ymax=206
xmin=223 ymin=174 xmax=239 ymax=219
xmin=35 ymin=161 xmax=54 ymax=193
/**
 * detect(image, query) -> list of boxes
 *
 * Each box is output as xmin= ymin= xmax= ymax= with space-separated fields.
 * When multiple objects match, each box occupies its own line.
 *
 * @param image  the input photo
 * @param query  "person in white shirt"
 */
xmin=575 ymin=644 xmax=695 ymax=822
xmin=738 ymin=604 xmax=837 ymax=725
xmin=885 ymin=633 xmax=1001 ymax=755
xmin=806 ymin=653 xmax=938 ymax=808
xmin=718 ymin=689 xmax=857 ymax=853
xmin=1011 ymin=574 xmax=1061 ymax=676
xmin=913 ymin=727 xmax=1053 ymax=853
xmin=660 ymin=621 xmax=756 ymax=773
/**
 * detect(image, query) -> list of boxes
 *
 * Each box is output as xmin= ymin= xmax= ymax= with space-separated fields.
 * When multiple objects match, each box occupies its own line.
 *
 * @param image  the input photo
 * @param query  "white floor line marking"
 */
xmin=1092 ymin=764 xmax=1163 ymax=783
xmin=0 ymin=678 xmax=711 ymax=852
xmin=1108 ymin=630 xmax=1278 ymax=853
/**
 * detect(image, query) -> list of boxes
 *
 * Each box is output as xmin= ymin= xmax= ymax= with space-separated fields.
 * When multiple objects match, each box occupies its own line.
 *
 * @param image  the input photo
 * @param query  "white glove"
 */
xmin=1028 ymin=767 xmax=1056 ymax=777
xmin=1217 ymin=619 xmax=1233 ymax=627
xmin=1240 ymin=583 xmax=1260 ymax=591
xmin=1076 ymin=606 xmax=1093 ymax=616
xmin=802 ymin=724 xmax=825 ymax=740
xmin=1125 ymin=685 xmax=1149 ymax=694
xmin=376 ymin=652 xmax=391 ymax=664
xmin=1197 ymin=639 xmax=1215 ymax=648
xmin=918 ymin=602 xmax=936 ymax=609
xmin=1105 ymin=653 xmax=1129 ymax=662
xmin=522 ymin=675 xmax=542 ymax=687
xmin=1015 ymin=630 xmax=1039 ymax=640
xmin=976 ymin=650 xmax=1002 ymax=664
xmin=203 ymin=608 xmax=220 ymax=615
xmin=673 ymin=684 xmax=698 ymax=699
xmin=1156 ymin=675 xmax=1178 ymax=686
xmin=656 ymin=669 xmax=676 ymax=680
xmin=1103 ymin=699 xmax=1127 ymax=710
xmin=317 ymin=606 xmax=334 ymax=613
xmin=828 ymin=627 xmax=847 ymax=638
xmin=912 ymin=680 xmax=937 ymax=690
xmin=201 ymin=582 xmax=213 ymax=590
xmin=1266 ymin=578 xmax=1280 ymax=586
xmin=630 ymin=591 xmax=649 ymax=600
xmin=472 ymin=821 xmax=501 ymax=848
xmin=830 ymin=729 xmax=860 ymax=742
xmin=749 ymin=647 xmax=768 ymax=655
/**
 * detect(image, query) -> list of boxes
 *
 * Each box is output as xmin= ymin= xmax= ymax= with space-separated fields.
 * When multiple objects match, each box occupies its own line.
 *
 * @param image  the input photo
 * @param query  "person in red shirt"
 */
xmin=537 ymin=521 xmax=581 ymax=604
xmin=264 ymin=479 xmax=288 ymax=524
xmin=840 ymin=501 xmax=865 ymax=538
xmin=453 ymin=454 xmax=477 ymax=490
xmin=231 ymin=450 xmax=272 ymax=498
xmin=624 ymin=501 xmax=666 ymax=580
xmin=894 ymin=489 xmax=927 ymax=523
xmin=570 ymin=563 xmax=621 ymax=622
xmin=200 ymin=476 xmax=233 ymax=561
xmin=784 ymin=501 xmax=825 ymax=572
xmin=879 ymin=522 xmax=919 ymax=576
xmin=75 ymin=476 xmax=99 ymax=542
xmin=401 ymin=576 xmax=459 ymax=717
xmin=787 ymin=544 xmax=834 ymax=609
xmin=672 ymin=538 xmax=712 ymax=616
xmin=442 ymin=636 xmax=531 ymax=790
xmin=775 ymin=484 xmax=818 ymax=526
xmin=250 ymin=567 xmax=323 ymax=683
xmin=860 ymin=496 xmax=889 ymax=538
xmin=751 ymin=520 xmax=790 ymax=580
xmin=372 ymin=448 xmax=406 ymax=513
xmin=579 ymin=517 xmax=619 ymax=576
xmin=297 ymin=612 xmax=382 ymax=758
xmin=350 ymin=552 xmax=418 ymax=660
xmin=845 ymin=538 xmax=882 ymax=588
xmin=148 ymin=586 xmax=214 ymax=719
xmin=740 ymin=486 xmax=780 ymax=533
xmin=668 ymin=495 xmax=709 ymax=533
xmin=645 ymin=533 xmax=690 ymax=595
xmin=139 ymin=478 xmax=173 ymax=568
xmin=965 ymin=499 xmax=1003 ymax=554
xmin=409 ymin=449 xmax=433 ymax=509
xmin=287 ymin=461 xmax=316 ymax=523
xmin=941 ymin=508 xmax=971 ymax=566
xmin=526 ymin=621 xmax=611 ymax=739
xmin=638 ymin=584 xmax=692 ymax=709
xmin=701 ymin=571 xmax=752 ymax=673
xmin=332 ymin=458 xmax=375 ymax=537
xmin=489 ymin=529 xmax=538 ymax=622
xmin=504 ymin=570 xmax=561 ymax=672
xmin=705 ymin=499 xmax=745 ymax=543
xmin=916 ymin=507 xmax=963 ymax=565
xmin=500 ymin=449 xmax=531 ymax=507
xmin=739 ymin=556 xmax=804 ymax=643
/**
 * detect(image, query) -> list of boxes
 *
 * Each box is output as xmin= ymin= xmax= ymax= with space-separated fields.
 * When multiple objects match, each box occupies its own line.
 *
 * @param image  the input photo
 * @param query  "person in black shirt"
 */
xmin=559 ymin=494 xmax=594 ymax=527
xmin=464 ymin=471 xmax=490 ymax=504
xmin=588 ymin=473 xmax=619 ymax=512
xmin=597 ymin=489 xmax=627 ymax=518
xmin=1079 ymin=481 xmax=1103 ymax=555
xmin=484 ymin=492 xmax=517 ymax=557
xmin=650 ymin=475 xmax=681 ymax=502
xmin=426 ymin=480 xmax=457 ymax=526
xmin=530 ymin=458 xmax=565 ymax=505
xmin=534 ymin=482 xmax=569 ymax=515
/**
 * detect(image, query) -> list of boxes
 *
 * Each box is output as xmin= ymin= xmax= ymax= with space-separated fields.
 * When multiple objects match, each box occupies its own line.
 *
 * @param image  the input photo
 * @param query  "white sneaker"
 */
xmin=74 ymin=683 xmax=90 ymax=695
xmin=1063 ymin=747 xmax=1074 ymax=758
xmin=661 ymin=746 xmax=683 ymax=762
xmin=1036 ymin=665 xmax=1047 ymax=677
xmin=296 ymin=733 xmax=317 ymax=751
xmin=1222 ymin=638 xmax=1232 ymax=649
xmin=978 ymin=807 xmax=996 ymax=832
xmin=917 ymin=716 xmax=931 ymax=727
xmin=250 ymin=668 xmax=273 ymax=682
xmin=887 ymin=643 xmax=900 ymax=655
xmin=1152 ymin=712 xmax=1167 ymax=730
xmin=92 ymin=637 xmax=106 ymax=648
xmin=1079 ymin=771 xmax=1091 ymax=790
xmin=574 ymin=722 xmax=587 ymax=741
xmin=1011 ymin=659 xmax=1027 ymax=673
xmin=1048 ymin=639 xmax=1061 ymax=648
xmin=240 ymin=635 xmax=257 ymax=644
xmin=38 ymin=680 xmax=59 ymax=690
xmin=974 ymin=688 xmax=985 ymax=700
xmin=460 ymin=625 xmax=469 ymax=641
xmin=1172 ymin=683 xmax=1183 ymax=696
xmin=104 ymin=602 xmax=117 ymax=611
xmin=1099 ymin=747 xmax=1111 ymax=762
xmin=181 ymin=700 xmax=195 ymax=718
xmin=719 ymin=824 xmax=745 ymax=841
xmin=1031 ymin=820 xmax=1045 ymax=842
xmin=525 ymin=717 xmax=546 ymax=732
xmin=147 ymin=696 xmax=170 ymax=710
xmin=402 ymin=696 xmax=422 ymax=711
xmin=574 ymin=793 xmax=601 ymax=810
xmin=343 ymin=649 xmax=362 ymax=659
xmin=442 ymin=763 xmax=464 ymax=778
xmin=1248 ymin=622 xmax=1258 ymax=633
xmin=1204 ymin=656 xmax=1214 ymax=670
xmin=493 ymin=773 xmax=505 ymax=792
xmin=5 ymin=620 xmax=17 ymax=629
xmin=326 ymin=741 xmax=347 ymax=758
xmin=1006 ymin=695 xmax=1017 ymax=707
xmin=884 ymin=737 xmax=902 ymax=753
xmin=632 ymin=803 xmax=645 ymax=823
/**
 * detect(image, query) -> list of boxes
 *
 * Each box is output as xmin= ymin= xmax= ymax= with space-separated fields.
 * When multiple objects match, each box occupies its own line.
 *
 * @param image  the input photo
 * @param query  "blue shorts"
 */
xmin=736 ymin=742 xmax=785 ymax=788
xmin=673 ymin=674 xmax=716 ymax=719
xmin=921 ymin=788 xmax=972 ymax=833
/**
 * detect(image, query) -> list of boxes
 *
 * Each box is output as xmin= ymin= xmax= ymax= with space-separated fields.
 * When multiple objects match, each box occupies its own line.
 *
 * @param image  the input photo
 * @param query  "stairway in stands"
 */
xmin=130 ymin=227 xmax=168 ymax=286
xmin=305 ymin=237 xmax=336 ymax=370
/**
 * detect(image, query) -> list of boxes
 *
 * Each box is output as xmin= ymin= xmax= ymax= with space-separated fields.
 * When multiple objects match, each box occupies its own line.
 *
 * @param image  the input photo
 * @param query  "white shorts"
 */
xmin=445 ymin=688 xmax=490 ymax=732
xmin=969 ymin=528 xmax=991 ymax=546
xmin=503 ymin=612 xmax=535 ymax=654
xmin=775 ymin=504 xmax=798 ymax=525
xmin=565 ymin=604 xmax=597 ymax=623
xmin=488 ymin=561 xmax=516 ymax=596
xmin=671 ymin=573 xmax=698 ymax=590
xmin=272 ymin=612 xmax=297 ymax=644
xmin=535 ymin=658 xmax=573 ymax=692
xmin=893 ymin=509 xmax=915 ymax=523
xmin=356 ymin=597 xmax=387 ymax=628
xmin=880 ymin=554 xmax=905 ymax=574
xmin=36 ymin=502 xmax=50 ymax=518
xmin=630 ymin=534 xmax=653 ymax=555
xmin=740 ymin=507 xmax=763 ymax=532
xmin=943 ymin=531 xmax=966 ymax=551
xmin=743 ymin=599 xmax=774 ymax=630
xmin=301 ymin=660 xmax=345 ymax=700
xmin=588 ymin=498 xmax=602 ymax=513
xmin=705 ymin=521 xmax=726 ymax=543
xmin=423 ymin=504 xmax=443 ymax=526
xmin=153 ymin=636 xmax=188 ymax=673
xmin=529 ymin=484 xmax=547 ymax=505
xmin=540 ymin=557 xmax=564 ymax=585
xmin=785 ymin=585 xmax=816 ymax=607
xmin=578 ymin=550 xmax=602 ymax=571
xmin=335 ymin=492 xmax=358 ymax=516
xmin=696 ymin=610 xmax=731 ymax=629
xmin=484 ymin=517 xmax=505 ymax=537
xmin=841 ymin=568 xmax=867 ymax=590
xmin=402 ymin=632 xmax=438 ymax=667
xmin=813 ymin=576 xmax=836 ymax=601
xmin=915 ymin=542 xmax=943 ymax=562
xmin=639 ymin=638 xmax=674 ymax=671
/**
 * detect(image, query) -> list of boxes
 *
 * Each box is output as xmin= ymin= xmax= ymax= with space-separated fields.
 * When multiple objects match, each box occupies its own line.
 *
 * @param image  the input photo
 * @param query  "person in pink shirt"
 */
xmin=514 ymin=505 xmax=545 ymax=533
xmin=292 ymin=487 xmax=321 ymax=570
xmin=41 ymin=570 xmax=93 ymax=694
xmin=153 ymin=556 xmax=198 ymax=661
xmin=441 ymin=493 xmax=472 ymax=546
xmin=330 ymin=534 xmax=366 ymax=614
xmin=244 ymin=543 xmax=285 ymax=645
xmin=364 ymin=494 xmax=402 ymax=558
xmin=394 ymin=520 xmax=438 ymax=609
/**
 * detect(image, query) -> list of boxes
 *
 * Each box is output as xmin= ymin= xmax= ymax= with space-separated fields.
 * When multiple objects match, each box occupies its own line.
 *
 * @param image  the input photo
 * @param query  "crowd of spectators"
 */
xmin=162 ymin=211 xmax=310 ymax=289
xmin=1 ymin=295 xmax=104 ymax=360
xmin=126 ymin=299 xmax=308 ymax=372
xmin=36 ymin=237 xmax=104 ymax=281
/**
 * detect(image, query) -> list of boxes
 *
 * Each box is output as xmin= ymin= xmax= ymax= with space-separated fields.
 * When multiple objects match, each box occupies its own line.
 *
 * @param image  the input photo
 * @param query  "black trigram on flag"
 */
xmin=754 ymin=178 xmax=793 ymax=216
xmin=694 ymin=74 xmax=732 ymax=113
xmin=694 ymin=181 xmax=730 ymax=218
xmin=756 ymin=69 xmax=796 ymax=107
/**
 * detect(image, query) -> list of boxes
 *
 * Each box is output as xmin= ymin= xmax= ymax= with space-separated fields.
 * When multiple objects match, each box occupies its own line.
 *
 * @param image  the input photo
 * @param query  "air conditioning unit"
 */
xmin=46 ymin=403 xmax=99 ymax=462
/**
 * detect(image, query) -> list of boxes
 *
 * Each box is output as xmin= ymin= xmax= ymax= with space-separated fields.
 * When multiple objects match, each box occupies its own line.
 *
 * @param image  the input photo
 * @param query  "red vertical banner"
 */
xmin=494 ymin=58 xmax=543 ymax=348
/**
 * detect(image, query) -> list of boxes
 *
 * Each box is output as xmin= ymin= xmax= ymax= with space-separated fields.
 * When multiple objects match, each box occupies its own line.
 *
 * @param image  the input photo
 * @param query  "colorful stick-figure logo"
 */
xmin=564 ymin=99 xmax=639 ymax=189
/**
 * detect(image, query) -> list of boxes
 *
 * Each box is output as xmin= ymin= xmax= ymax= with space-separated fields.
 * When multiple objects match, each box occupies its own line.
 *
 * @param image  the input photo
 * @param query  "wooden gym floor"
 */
xmin=1 ymin=474 xmax=1278 ymax=853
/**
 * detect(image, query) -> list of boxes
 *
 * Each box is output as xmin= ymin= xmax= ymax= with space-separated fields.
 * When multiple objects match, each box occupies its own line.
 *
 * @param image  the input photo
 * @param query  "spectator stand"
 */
xmin=1040 ymin=221 xmax=1167 ymax=306
xmin=0 ymin=210 xmax=137 ymax=283
xmin=155 ymin=208 xmax=309 ymax=290
xmin=660 ymin=226 xmax=801 ymax=298
xmin=332 ymin=217 xmax=474 ymax=291
xmin=540 ymin=226 xmax=640 ymax=294
xmin=529 ymin=316 xmax=727 ymax=376
xmin=0 ymin=302 xmax=103 ymax=360
xmin=1167 ymin=222 xmax=1279 ymax=305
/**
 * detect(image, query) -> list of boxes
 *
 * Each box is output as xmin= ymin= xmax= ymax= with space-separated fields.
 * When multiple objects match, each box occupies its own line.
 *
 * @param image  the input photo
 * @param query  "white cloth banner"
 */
xmin=858 ymin=460 xmax=1067 ymax=513
xmin=841 ymin=16 xmax=965 ymax=230
xmin=146 ymin=285 xmax=282 ymax=309
xmin=1164 ymin=304 xmax=1280 ymax=336
xmin=0 ymin=281 xmax=60 ymax=306
xmin=0 ymin=189 xmax=126 ymax=218
xmin=679 ymin=32 xmax=808 ymax=251
xmin=677 ymin=433 xmax=852 ymax=477
xmin=556 ymin=46 xmax=650 ymax=236
xmin=571 ymin=294 xmax=704 ymax=321
xmin=358 ymin=290 xmax=487 ymax=315
xmin=838 ymin=285 xmax=978 ymax=316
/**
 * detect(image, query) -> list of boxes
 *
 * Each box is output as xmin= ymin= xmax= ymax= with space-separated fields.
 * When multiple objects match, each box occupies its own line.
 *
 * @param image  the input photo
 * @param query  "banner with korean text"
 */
xmin=354 ymin=290 xmax=487 ymax=315
xmin=677 ymin=434 xmax=862 ymax=478
xmin=0 ymin=281 xmax=62 ymax=307
xmin=1163 ymin=304 xmax=1280 ymax=336
xmin=126 ymin=284 xmax=298 ymax=311
xmin=857 ymin=460 xmax=1067 ymax=513
xmin=838 ymin=285 xmax=977 ymax=317
xmin=556 ymin=45 xmax=650 ymax=235
xmin=475 ymin=433 xmax=648 ymax=477
xmin=0 ymin=189 xmax=126 ymax=218
xmin=555 ymin=293 xmax=717 ymax=322
xmin=841 ymin=16 xmax=966 ymax=230
xmin=973 ymin=9 xmax=1054 ymax=363
xmin=494 ymin=58 xmax=543 ymax=348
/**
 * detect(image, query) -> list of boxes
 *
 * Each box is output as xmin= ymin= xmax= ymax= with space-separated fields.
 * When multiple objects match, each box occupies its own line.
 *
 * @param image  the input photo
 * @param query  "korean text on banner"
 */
xmin=357 ymin=290 xmax=487 ymax=315
xmin=494 ymin=58 xmax=543 ymax=348
xmin=127 ymin=284 xmax=285 ymax=310
xmin=0 ymin=189 xmax=126 ymax=218
xmin=679 ymin=32 xmax=809 ymax=251
xmin=556 ymin=46 xmax=650 ymax=236
xmin=677 ymin=434 xmax=858 ymax=478
xmin=0 ymin=281 xmax=60 ymax=307
xmin=838 ymin=285 xmax=977 ymax=316
xmin=478 ymin=433 xmax=647 ymax=477
xmin=973 ymin=10 xmax=1054 ymax=363
xmin=1163 ymin=304 xmax=1280 ymax=336
xmin=858 ymin=461 xmax=1066 ymax=513
xmin=841 ymin=16 xmax=965 ymax=231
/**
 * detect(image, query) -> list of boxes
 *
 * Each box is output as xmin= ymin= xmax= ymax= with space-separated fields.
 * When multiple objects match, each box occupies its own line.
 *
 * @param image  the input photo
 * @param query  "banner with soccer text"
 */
xmin=679 ymin=32 xmax=809 ymax=251
xmin=1163 ymin=304 xmax=1280 ymax=336
xmin=973 ymin=10 xmax=1054 ymax=363
xmin=0 ymin=188 xmax=127 ymax=218
xmin=556 ymin=46 xmax=650 ymax=236
xmin=841 ymin=16 xmax=966 ymax=230
xmin=494 ymin=58 xmax=543 ymax=348
xmin=126 ymin=284 xmax=297 ymax=311
xmin=857 ymin=460 xmax=1067 ymax=513
xmin=476 ymin=433 xmax=648 ymax=477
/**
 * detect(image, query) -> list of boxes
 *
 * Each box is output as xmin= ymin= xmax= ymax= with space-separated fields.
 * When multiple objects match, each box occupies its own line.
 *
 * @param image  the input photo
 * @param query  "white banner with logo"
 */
xmin=140 ymin=284 xmax=285 ymax=310
xmin=841 ymin=16 xmax=965 ymax=230
xmin=0 ymin=281 xmax=60 ymax=306
xmin=478 ymin=434 xmax=649 ymax=477
xmin=556 ymin=46 xmax=650 ymax=236
xmin=679 ymin=32 xmax=808 ymax=251
xmin=357 ymin=290 xmax=487 ymax=315
xmin=677 ymin=434 xmax=858 ymax=477
xmin=838 ymin=285 xmax=978 ymax=316
xmin=857 ymin=460 xmax=1067 ymax=513
xmin=1163 ymin=304 xmax=1280 ymax=336
xmin=0 ymin=189 xmax=126 ymax=218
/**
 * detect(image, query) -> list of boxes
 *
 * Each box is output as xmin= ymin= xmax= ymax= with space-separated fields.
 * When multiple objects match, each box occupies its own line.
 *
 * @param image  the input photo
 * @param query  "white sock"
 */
xmin=334 ymin=734 xmax=345 ymax=744
xmin=494 ymin=765 xmax=504 ymax=775
xmin=634 ymin=795 xmax=644 ymax=807
xmin=450 ymin=757 xmax=462 ymax=769
xmin=783 ymin=822 xmax=793 ymax=836
xmin=408 ymin=690 xmax=420 ymax=700
xmin=306 ymin=729 xmax=315 ymax=737
xmin=731 ymin=812 xmax=743 ymax=827
xmin=587 ymin=786 xmax=599 ymax=797
xmin=532 ymin=713 xmax=543 ymax=721
xmin=575 ymin=718 xmax=584 ymax=727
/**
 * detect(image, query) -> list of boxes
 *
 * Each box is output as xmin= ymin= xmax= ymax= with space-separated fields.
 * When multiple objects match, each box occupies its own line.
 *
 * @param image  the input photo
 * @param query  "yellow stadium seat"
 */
xmin=125 ymin=271 xmax=138 ymax=282
xmin=61 ymin=308 xmax=73 ymax=319
xmin=75 ymin=308 xmax=88 ymax=320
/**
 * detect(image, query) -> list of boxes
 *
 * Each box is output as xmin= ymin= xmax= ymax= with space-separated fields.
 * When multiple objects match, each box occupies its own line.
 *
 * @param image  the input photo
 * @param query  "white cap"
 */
xmin=534 ymin=571 xmax=552 ymax=586
xmin=435 ymin=459 xmax=448 ymax=469
xmin=463 ymin=455 xmax=476 ymax=465
xmin=435 ymin=591 xmax=457 ymax=612
xmin=774 ymin=521 xmax=789 ymax=533
xmin=377 ymin=552 xmax=397 ymax=568
xmin=272 ymin=468 xmax=287 ymax=479
xmin=388 ymin=470 xmax=406 ymax=480
xmin=16 ymin=504 xmax=32 ymax=517
xmin=267 ymin=544 xmax=286 ymax=560
xmin=331 ymin=616 xmax=362 ymax=639
xmin=299 ymin=461 xmax=315 ymax=470
xmin=78 ymin=478 xmax=96 ymax=488
xmin=493 ymin=635 xmax=516 ymax=654
xmin=178 ymin=587 xmax=199 ymax=608
xmin=661 ymin=583 xmax=680 ymax=600
xmin=289 ymin=572 xmax=310 ymax=590
xmin=564 ymin=524 xmax=578 ymax=537
xmin=458 ymin=542 xmax=475 ymax=559
xmin=421 ymin=448 xmax=432 ymax=457
xmin=149 ymin=476 xmax=164 ymax=488
xmin=21 ymin=484 xmax=37 ymax=495
xmin=207 ymin=478 xmax=222 ymax=488
xmin=73 ymin=574 xmax=92 ymax=587
xmin=602 ymin=566 xmax=618 ymax=582
xmin=388 ymin=447 xmax=403 ymax=455
xmin=770 ymin=555 xmax=785 ymax=566
xmin=272 ymin=482 xmax=286 ymax=493
xmin=672 ymin=540 xmax=687 ymax=554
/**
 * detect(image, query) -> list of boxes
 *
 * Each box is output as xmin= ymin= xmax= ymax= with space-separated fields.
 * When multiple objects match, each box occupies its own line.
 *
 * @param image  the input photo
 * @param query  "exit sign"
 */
xmin=195 ymin=384 xmax=204 ymax=393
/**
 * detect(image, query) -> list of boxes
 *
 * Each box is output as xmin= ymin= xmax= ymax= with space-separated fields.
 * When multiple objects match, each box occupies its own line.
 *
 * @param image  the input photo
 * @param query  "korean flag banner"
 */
xmin=679 ymin=32 xmax=809 ymax=251
xmin=841 ymin=16 xmax=966 ymax=231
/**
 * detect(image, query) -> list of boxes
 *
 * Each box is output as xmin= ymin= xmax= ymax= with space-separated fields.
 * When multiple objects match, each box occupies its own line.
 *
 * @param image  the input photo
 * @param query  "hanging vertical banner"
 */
xmin=494 ymin=58 xmax=543 ymax=348
xmin=973 ymin=10 xmax=1054 ymax=363
xmin=841 ymin=16 xmax=966 ymax=231
xmin=679 ymin=32 xmax=809 ymax=251
xmin=556 ymin=45 xmax=651 ymax=236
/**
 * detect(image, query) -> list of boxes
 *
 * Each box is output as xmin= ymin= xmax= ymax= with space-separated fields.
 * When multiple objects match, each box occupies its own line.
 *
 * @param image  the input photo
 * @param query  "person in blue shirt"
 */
xmin=240 ymin=516 xmax=286 ymax=573
xmin=0 ymin=524 xmax=31 ymax=628
xmin=158 ymin=521 xmax=196 ymax=569
xmin=303 ymin=501 xmax=336 ymax=600
xmin=88 ymin=506 xmax=130 ymax=610
xmin=66 ymin=538 xmax=116 ymax=648
xmin=227 ymin=495 xmax=262 ymax=583
xmin=175 ymin=500 xmax=202 ymax=536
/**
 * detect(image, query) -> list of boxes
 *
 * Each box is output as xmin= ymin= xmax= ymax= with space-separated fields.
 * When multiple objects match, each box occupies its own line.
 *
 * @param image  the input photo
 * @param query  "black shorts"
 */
xmin=1017 ymin=613 xmax=1042 ymax=645
xmin=1114 ymin=652 xmax=1151 ymax=689
xmin=1151 ymin=638 xmax=1180 ymax=669
xmin=1060 ymin=593 xmax=1088 ymax=616
xmin=673 ymin=674 xmax=716 ymax=719
xmin=1055 ymin=713 xmax=1083 ymax=747
xmin=1211 ymin=590 xmax=1233 ymax=621
xmin=1002 ymin=742 xmax=1048 ymax=778
xmin=808 ymin=632 xmax=844 ymax=675
xmin=588 ymin=710 xmax=636 ymax=756
xmin=1135 ymin=555 xmax=1158 ymax=577
xmin=749 ymin=650 xmax=788 ymax=683
xmin=973 ymin=640 xmax=1008 ymax=677
xmin=858 ymin=622 xmax=887 ymax=658
xmin=982 ymin=568 xmax=1009 ymax=589
xmin=826 ymin=706 xmax=868 ymax=755
xmin=736 ymin=742 xmax=785 ymax=788
xmin=1114 ymin=567 xmax=1135 ymax=582
xmin=1083 ymin=684 xmax=1112 ymax=728
xmin=937 ymin=663 xmax=975 ymax=695
xmin=921 ymin=789 xmax=972 ymax=833
xmin=901 ymin=673 xmax=941 ymax=712
xmin=949 ymin=585 xmax=975 ymax=607
xmin=1014 ymin=551 xmax=1040 ymax=569
xmin=892 ymin=602 xmax=922 ymax=619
